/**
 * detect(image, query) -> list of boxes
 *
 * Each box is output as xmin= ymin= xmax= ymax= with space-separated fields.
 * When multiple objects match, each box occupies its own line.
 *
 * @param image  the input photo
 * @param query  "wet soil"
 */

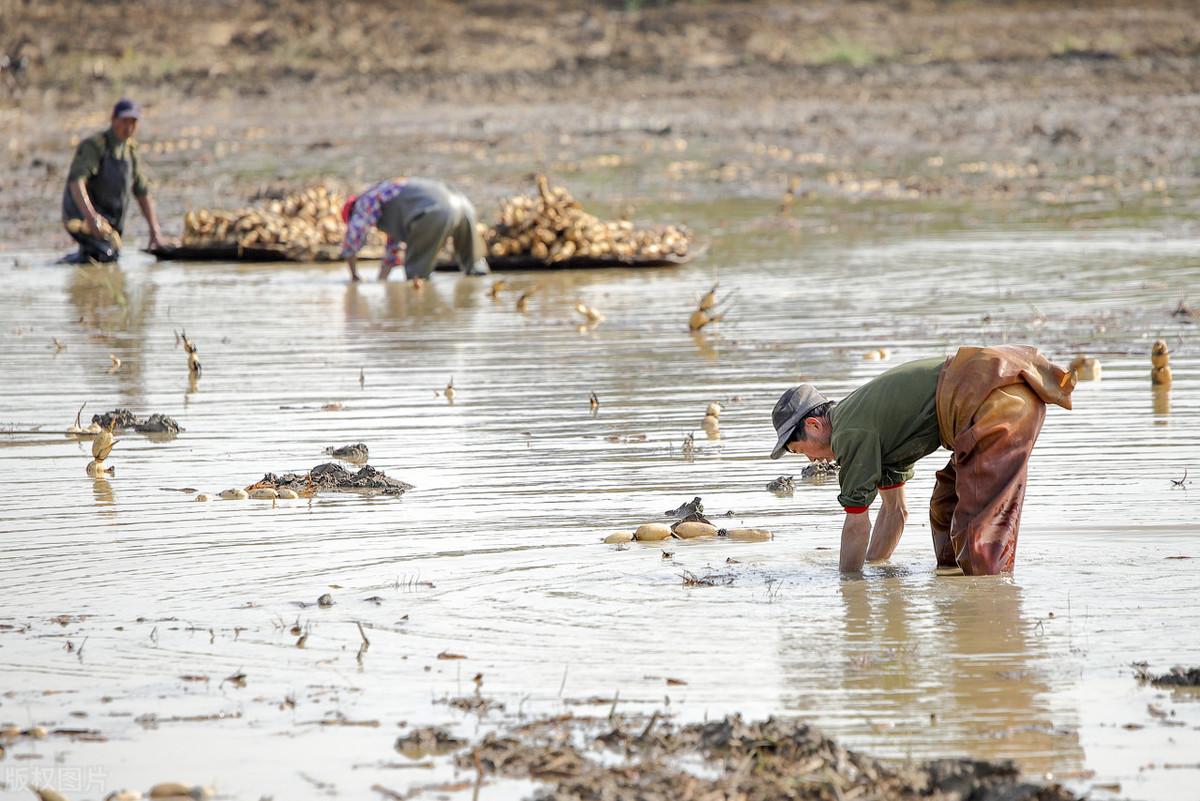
xmin=461 ymin=714 xmax=1077 ymax=801
xmin=253 ymin=461 xmax=413 ymax=496
xmin=801 ymin=461 xmax=840 ymax=480
xmin=3 ymin=0 xmax=1200 ymax=251
xmin=91 ymin=408 xmax=183 ymax=434
xmin=324 ymin=442 xmax=369 ymax=463
xmin=1136 ymin=664 xmax=1200 ymax=688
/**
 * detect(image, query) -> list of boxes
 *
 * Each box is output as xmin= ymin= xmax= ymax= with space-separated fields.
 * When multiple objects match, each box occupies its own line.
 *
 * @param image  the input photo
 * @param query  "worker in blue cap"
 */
xmin=61 ymin=98 xmax=166 ymax=263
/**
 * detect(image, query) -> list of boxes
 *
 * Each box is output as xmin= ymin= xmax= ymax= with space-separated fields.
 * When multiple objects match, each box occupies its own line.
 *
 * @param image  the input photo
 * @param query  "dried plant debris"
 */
xmin=664 ymin=497 xmax=704 ymax=519
xmin=1135 ymin=663 xmax=1200 ymax=687
xmin=252 ymin=462 xmax=413 ymax=496
xmin=395 ymin=727 xmax=466 ymax=760
xmin=800 ymin=460 xmax=839 ymax=479
xmin=92 ymin=408 xmax=183 ymax=434
xmin=457 ymin=714 xmax=1079 ymax=801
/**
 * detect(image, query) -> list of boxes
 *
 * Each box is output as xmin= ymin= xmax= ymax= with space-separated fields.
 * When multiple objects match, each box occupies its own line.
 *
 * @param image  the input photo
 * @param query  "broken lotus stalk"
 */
xmin=1151 ymin=339 xmax=1172 ymax=386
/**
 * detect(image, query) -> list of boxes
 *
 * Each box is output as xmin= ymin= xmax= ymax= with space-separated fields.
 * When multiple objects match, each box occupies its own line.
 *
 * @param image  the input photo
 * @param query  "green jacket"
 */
xmin=829 ymin=357 xmax=945 ymax=511
xmin=67 ymin=128 xmax=149 ymax=197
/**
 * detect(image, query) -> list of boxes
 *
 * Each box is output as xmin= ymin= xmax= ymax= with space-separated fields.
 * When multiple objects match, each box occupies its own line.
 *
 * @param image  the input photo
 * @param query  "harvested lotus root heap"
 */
xmin=484 ymin=175 xmax=690 ymax=263
xmin=181 ymin=185 xmax=386 ymax=261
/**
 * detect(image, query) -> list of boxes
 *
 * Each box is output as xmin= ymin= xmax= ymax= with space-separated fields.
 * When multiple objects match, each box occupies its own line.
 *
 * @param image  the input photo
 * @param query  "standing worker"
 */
xmin=340 ymin=177 xmax=490 ymax=283
xmin=769 ymin=345 xmax=1074 ymax=576
xmin=62 ymin=98 xmax=166 ymax=263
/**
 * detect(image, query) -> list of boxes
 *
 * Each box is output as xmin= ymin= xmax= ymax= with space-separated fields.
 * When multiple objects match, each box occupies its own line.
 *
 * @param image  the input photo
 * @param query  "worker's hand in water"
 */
xmin=839 ymin=510 xmax=872 ymax=573
xmin=85 ymin=213 xmax=104 ymax=238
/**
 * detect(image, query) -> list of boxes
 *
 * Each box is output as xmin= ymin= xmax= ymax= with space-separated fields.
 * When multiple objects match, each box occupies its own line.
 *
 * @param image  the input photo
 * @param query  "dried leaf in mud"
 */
xmin=437 ymin=650 xmax=467 ymax=660
xmin=221 ymin=670 xmax=247 ymax=688
xmin=459 ymin=714 xmax=1080 ymax=801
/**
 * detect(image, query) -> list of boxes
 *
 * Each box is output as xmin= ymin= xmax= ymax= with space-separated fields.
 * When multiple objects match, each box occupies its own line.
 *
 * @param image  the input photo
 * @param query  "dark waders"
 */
xmin=62 ymin=142 xmax=132 ymax=263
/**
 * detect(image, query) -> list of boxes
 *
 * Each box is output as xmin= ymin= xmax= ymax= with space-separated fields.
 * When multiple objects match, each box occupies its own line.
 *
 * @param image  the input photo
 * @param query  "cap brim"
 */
xmin=115 ymin=111 xmax=140 ymax=119
xmin=769 ymin=408 xmax=807 ymax=459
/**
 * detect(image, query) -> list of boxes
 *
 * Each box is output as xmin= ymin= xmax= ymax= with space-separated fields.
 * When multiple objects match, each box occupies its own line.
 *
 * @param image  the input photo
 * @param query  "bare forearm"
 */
xmin=69 ymin=180 xmax=97 ymax=220
xmin=866 ymin=487 xmax=909 ymax=562
xmin=136 ymin=194 xmax=162 ymax=240
xmin=839 ymin=512 xmax=872 ymax=573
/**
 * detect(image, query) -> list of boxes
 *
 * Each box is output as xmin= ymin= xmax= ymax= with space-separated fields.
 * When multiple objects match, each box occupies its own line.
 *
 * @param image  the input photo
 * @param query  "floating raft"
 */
xmin=145 ymin=244 xmax=695 ymax=271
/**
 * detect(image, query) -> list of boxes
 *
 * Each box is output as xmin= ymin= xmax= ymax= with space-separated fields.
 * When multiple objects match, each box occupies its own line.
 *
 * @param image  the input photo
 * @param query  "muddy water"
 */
xmin=1 ymin=225 xmax=1197 ymax=801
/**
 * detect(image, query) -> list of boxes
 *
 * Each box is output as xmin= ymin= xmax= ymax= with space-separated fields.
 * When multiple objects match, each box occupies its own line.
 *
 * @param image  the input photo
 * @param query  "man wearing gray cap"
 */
xmin=62 ymin=98 xmax=166 ymax=262
xmin=770 ymin=346 xmax=1074 ymax=576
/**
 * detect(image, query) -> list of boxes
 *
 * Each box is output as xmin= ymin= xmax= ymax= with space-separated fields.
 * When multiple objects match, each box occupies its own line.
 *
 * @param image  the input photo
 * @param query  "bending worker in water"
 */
xmin=62 ymin=98 xmax=166 ymax=262
xmin=770 ymin=345 xmax=1074 ymax=575
xmin=340 ymin=177 xmax=490 ymax=283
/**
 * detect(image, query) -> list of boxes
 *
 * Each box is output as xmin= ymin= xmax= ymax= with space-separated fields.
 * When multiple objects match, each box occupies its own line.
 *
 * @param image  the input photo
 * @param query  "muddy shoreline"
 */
xmin=3 ymin=1 xmax=1200 ymax=252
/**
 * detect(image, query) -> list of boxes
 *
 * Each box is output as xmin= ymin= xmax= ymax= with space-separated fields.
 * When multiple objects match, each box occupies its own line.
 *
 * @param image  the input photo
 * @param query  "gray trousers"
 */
xmin=403 ymin=193 xmax=489 ymax=279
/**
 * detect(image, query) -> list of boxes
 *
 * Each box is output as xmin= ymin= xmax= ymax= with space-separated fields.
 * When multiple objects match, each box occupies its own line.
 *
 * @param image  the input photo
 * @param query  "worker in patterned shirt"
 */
xmin=769 ymin=345 xmax=1075 ymax=576
xmin=339 ymin=178 xmax=489 ymax=283
xmin=62 ymin=98 xmax=166 ymax=263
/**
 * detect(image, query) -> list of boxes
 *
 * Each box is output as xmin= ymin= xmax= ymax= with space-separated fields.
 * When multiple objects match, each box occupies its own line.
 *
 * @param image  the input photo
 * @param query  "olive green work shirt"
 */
xmin=67 ymin=128 xmax=150 ymax=197
xmin=829 ymin=357 xmax=945 ymax=511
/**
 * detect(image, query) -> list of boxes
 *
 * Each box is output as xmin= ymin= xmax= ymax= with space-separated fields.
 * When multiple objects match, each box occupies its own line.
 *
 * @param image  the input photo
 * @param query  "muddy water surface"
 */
xmin=1 ymin=225 xmax=1198 ymax=800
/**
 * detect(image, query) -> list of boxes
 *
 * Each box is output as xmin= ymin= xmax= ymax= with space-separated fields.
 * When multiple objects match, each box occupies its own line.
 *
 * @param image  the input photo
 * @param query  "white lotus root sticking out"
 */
xmin=1070 ymin=354 xmax=1101 ymax=381
xmin=721 ymin=528 xmax=773 ymax=541
xmin=634 ymin=523 xmax=673 ymax=541
xmin=689 ymin=283 xmax=728 ymax=331
xmin=85 ymin=423 xmax=117 ymax=476
xmin=674 ymin=521 xmax=718 ymax=539
xmin=574 ymin=301 xmax=604 ymax=323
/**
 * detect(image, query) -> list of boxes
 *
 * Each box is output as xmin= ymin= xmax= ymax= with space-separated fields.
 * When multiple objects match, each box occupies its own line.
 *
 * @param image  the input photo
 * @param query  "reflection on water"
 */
xmin=780 ymin=575 xmax=1082 ymax=774
xmin=0 ymin=229 xmax=1197 ymax=801
xmin=1153 ymin=385 xmax=1171 ymax=420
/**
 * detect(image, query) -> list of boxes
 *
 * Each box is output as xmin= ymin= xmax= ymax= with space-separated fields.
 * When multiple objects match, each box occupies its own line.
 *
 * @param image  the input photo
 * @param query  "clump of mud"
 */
xmin=767 ymin=475 xmax=796 ymax=494
xmin=324 ymin=442 xmax=369 ymax=463
xmin=801 ymin=460 xmax=839 ymax=480
xmin=1135 ymin=663 xmax=1200 ymax=687
xmin=92 ymin=408 xmax=183 ymax=434
xmin=454 ymin=714 xmax=1078 ymax=801
xmin=395 ymin=726 xmax=465 ymax=759
xmin=253 ymin=462 xmax=412 ymax=496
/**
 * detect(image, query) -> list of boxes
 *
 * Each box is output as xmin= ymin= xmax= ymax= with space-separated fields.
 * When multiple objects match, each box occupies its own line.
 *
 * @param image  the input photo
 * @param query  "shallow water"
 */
xmin=1 ymin=225 xmax=1198 ymax=801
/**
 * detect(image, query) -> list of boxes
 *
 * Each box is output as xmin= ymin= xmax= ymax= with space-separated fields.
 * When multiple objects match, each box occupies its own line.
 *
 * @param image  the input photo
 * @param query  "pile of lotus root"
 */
xmin=180 ymin=178 xmax=690 ymax=265
xmin=181 ymin=185 xmax=385 ymax=260
xmin=483 ymin=176 xmax=690 ymax=262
